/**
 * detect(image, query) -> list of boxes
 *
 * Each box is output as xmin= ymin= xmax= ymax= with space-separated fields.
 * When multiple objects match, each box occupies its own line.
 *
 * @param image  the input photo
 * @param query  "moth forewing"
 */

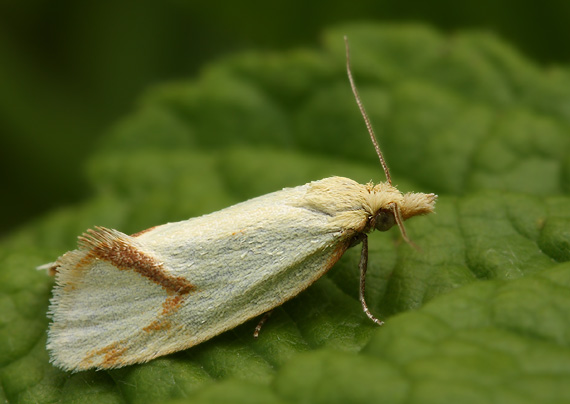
xmin=44 ymin=38 xmax=437 ymax=372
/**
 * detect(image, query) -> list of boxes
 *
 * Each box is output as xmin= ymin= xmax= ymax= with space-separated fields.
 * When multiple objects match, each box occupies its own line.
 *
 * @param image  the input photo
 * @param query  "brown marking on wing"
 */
xmin=162 ymin=295 xmax=185 ymax=315
xmin=74 ymin=251 xmax=96 ymax=272
xmin=131 ymin=225 xmax=159 ymax=237
xmin=143 ymin=318 xmax=172 ymax=332
xmin=55 ymin=250 xmax=90 ymax=292
xmin=77 ymin=357 xmax=94 ymax=370
xmin=100 ymin=344 xmax=129 ymax=368
xmin=82 ymin=342 xmax=128 ymax=369
xmin=143 ymin=295 xmax=185 ymax=333
xmin=323 ymin=240 xmax=351 ymax=272
xmin=78 ymin=227 xmax=195 ymax=295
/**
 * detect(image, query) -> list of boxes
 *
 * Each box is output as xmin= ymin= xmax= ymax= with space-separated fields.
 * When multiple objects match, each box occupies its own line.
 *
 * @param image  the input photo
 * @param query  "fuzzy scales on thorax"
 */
xmin=302 ymin=176 xmax=406 ymax=232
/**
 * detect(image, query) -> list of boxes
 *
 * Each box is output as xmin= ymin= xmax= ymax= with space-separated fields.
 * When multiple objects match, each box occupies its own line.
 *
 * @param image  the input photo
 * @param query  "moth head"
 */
xmin=372 ymin=192 xmax=437 ymax=246
xmin=345 ymin=37 xmax=437 ymax=246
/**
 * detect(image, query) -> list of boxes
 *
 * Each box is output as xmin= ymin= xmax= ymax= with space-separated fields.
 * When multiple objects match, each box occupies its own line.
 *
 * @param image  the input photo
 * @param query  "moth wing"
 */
xmin=48 ymin=179 xmax=364 ymax=371
xmin=47 ymin=227 xmax=191 ymax=371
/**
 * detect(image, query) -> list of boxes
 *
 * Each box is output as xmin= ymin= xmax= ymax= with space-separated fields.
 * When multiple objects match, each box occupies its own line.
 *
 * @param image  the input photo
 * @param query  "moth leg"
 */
xmin=359 ymin=235 xmax=384 ymax=325
xmin=253 ymin=310 xmax=273 ymax=338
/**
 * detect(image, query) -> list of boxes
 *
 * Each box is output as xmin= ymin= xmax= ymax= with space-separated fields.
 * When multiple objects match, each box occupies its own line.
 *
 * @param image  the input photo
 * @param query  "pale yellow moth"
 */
xmin=45 ymin=37 xmax=437 ymax=371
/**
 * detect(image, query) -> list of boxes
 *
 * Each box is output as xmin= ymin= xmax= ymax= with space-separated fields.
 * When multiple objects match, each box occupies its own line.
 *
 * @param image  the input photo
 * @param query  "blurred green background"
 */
xmin=1 ymin=0 xmax=570 ymax=236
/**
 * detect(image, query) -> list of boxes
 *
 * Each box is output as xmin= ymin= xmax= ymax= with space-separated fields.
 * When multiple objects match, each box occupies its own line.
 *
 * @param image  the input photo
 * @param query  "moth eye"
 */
xmin=374 ymin=209 xmax=396 ymax=232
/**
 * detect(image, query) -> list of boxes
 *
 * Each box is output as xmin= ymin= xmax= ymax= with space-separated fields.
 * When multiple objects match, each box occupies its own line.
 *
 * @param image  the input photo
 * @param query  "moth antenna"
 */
xmin=344 ymin=35 xmax=392 ymax=185
xmin=391 ymin=203 xmax=421 ymax=251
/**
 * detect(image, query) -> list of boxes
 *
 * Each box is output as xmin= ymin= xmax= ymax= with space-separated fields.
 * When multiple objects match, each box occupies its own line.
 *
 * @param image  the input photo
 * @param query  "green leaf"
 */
xmin=1 ymin=23 xmax=569 ymax=403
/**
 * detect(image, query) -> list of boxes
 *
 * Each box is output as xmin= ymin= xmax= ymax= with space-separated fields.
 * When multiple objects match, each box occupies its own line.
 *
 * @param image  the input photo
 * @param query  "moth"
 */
xmin=45 ymin=37 xmax=436 ymax=371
